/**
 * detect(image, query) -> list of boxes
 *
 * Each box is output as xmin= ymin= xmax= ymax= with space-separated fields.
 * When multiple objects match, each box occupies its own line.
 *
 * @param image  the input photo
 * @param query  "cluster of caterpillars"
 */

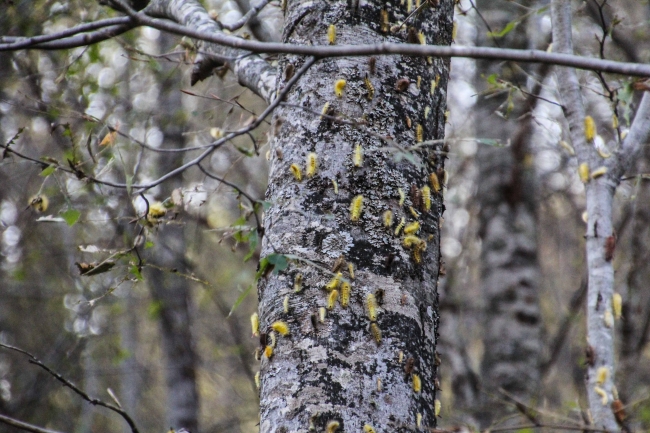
xmin=288 ymin=125 xmax=446 ymax=266
xmin=259 ymin=5 xmax=446 ymax=427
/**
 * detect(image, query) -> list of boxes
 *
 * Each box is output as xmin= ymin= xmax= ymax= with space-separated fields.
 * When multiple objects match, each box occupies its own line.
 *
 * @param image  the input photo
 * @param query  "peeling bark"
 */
xmin=256 ymin=1 xmax=454 ymax=432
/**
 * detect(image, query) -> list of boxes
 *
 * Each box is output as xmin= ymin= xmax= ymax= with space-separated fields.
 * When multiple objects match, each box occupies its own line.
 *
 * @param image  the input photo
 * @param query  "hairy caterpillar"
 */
xmin=327 ymin=289 xmax=339 ymax=310
xmin=364 ymin=74 xmax=375 ymax=100
xmin=394 ymin=217 xmax=405 ymax=236
xmin=412 ymin=373 xmax=421 ymax=392
xmin=340 ymin=282 xmax=350 ymax=308
xmin=290 ymin=164 xmax=302 ymax=181
xmin=350 ymin=195 xmax=364 ymax=221
xmin=328 ymin=24 xmax=336 ymax=44
xmin=370 ymin=322 xmax=381 ymax=344
xmin=421 ymin=185 xmax=431 ymax=211
xmin=353 ymin=143 xmax=363 ymax=167
xmin=366 ymin=293 xmax=378 ymax=321
xmin=306 ymin=152 xmax=317 ymax=177
xmin=334 ymin=79 xmax=346 ymax=97
xmin=383 ymin=210 xmax=394 ymax=228
xmin=271 ymin=321 xmax=290 ymax=336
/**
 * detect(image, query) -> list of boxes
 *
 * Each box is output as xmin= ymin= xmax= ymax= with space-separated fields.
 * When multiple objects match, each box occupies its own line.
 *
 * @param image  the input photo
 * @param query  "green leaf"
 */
xmin=228 ymin=283 xmax=254 ymax=317
xmin=476 ymin=138 xmax=505 ymax=147
xmin=147 ymin=300 xmax=163 ymax=319
xmin=266 ymin=253 xmax=288 ymax=274
xmin=235 ymin=145 xmax=254 ymax=157
xmin=618 ymin=82 xmax=635 ymax=126
xmin=243 ymin=232 xmax=259 ymax=262
xmin=486 ymin=73 xmax=499 ymax=86
xmin=145 ymin=241 xmax=155 ymax=249
xmin=39 ymin=165 xmax=56 ymax=177
xmin=125 ymin=175 xmax=133 ymax=195
xmin=60 ymin=209 xmax=81 ymax=226
xmin=130 ymin=265 xmax=144 ymax=281
xmin=487 ymin=21 xmax=517 ymax=38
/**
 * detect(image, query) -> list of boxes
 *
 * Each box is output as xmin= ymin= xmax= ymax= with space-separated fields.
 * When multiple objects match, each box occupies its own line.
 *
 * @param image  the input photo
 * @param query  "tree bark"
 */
xmin=474 ymin=1 xmax=543 ymax=426
xmin=257 ymin=1 xmax=453 ymax=432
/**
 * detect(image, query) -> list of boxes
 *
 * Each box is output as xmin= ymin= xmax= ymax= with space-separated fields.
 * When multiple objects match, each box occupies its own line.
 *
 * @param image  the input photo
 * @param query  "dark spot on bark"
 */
xmin=347 ymin=239 xmax=377 ymax=269
xmin=516 ymin=311 xmax=539 ymax=325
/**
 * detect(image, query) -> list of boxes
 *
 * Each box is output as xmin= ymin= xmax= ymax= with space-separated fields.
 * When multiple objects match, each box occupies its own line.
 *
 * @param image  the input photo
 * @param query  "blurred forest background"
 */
xmin=1 ymin=0 xmax=650 ymax=432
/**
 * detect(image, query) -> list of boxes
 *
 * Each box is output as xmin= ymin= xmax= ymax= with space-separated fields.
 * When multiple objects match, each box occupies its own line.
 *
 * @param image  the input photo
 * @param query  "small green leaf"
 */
xmin=243 ymin=232 xmax=259 ymax=262
xmin=228 ymin=283 xmax=254 ymax=317
xmin=130 ymin=265 xmax=144 ymax=281
xmin=487 ymin=21 xmax=517 ymax=38
xmin=486 ymin=73 xmax=499 ymax=85
xmin=266 ymin=253 xmax=288 ymax=274
xmin=60 ymin=209 xmax=81 ymax=226
xmin=125 ymin=175 xmax=133 ymax=195
xmin=147 ymin=300 xmax=163 ymax=319
xmin=145 ymin=241 xmax=154 ymax=249
xmin=476 ymin=138 xmax=505 ymax=147
xmin=258 ymin=200 xmax=273 ymax=211
xmin=40 ymin=165 xmax=56 ymax=177
xmin=235 ymin=145 xmax=254 ymax=157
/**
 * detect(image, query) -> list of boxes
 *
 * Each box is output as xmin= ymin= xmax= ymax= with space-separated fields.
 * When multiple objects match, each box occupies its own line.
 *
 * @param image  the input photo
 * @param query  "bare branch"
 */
xmin=0 ymin=413 xmax=66 ymax=433
xmin=5 ymin=24 xmax=136 ymax=50
xmin=0 ymin=343 xmax=140 ymax=433
xmin=0 ymin=55 xmax=313 ymax=194
xmin=0 ymin=17 xmax=133 ymax=50
xmin=614 ymin=94 xmax=650 ymax=179
xmin=93 ymin=7 xmax=650 ymax=77
xmin=2 ymin=8 xmax=650 ymax=77
xmin=197 ymin=164 xmax=263 ymax=235
xmin=540 ymin=278 xmax=587 ymax=376
xmin=220 ymin=0 xmax=272 ymax=32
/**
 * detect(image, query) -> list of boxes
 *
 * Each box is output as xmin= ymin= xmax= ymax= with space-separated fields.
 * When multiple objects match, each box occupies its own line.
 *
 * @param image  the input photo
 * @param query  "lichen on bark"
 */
xmin=257 ymin=1 xmax=454 ymax=431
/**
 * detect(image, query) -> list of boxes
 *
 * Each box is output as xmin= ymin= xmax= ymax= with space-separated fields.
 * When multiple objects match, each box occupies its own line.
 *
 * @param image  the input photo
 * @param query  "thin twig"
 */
xmin=197 ymin=164 xmax=263 ymax=235
xmin=541 ymin=278 xmax=588 ymax=376
xmin=220 ymin=0 xmax=272 ymax=31
xmin=0 ymin=343 xmax=140 ymax=433
xmin=0 ymin=414 xmax=66 ymax=433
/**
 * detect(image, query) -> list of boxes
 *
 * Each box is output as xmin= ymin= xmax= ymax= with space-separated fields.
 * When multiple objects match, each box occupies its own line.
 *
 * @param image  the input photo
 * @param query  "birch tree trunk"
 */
xmin=257 ymin=1 xmax=454 ymax=431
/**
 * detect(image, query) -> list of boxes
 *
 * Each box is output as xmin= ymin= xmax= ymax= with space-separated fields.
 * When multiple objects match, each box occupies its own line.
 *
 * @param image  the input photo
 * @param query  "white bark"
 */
xmin=145 ymin=0 xmax=278 ymax=101
xmin=552 ymin=0 xmax=650 ymax=429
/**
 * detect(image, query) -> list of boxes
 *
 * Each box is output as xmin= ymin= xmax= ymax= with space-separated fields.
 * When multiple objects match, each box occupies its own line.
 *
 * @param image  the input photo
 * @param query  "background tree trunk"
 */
xmin=474 ymin=0 xmax=543 ymax=426
xmin=257 ymin=1 xmax=453 ymax=431
xmin=146 ymin=33 xmax=200 ymax=433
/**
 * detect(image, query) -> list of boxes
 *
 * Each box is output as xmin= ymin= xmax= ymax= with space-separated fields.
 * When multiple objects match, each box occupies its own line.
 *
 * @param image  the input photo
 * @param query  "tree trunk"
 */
xmin=474 ymin=1 xmax=543 ymax=426
xmin=146 ymin=34 xmax=200 ymax=433
xmin=257 ymin=1 xmax=453 ymax=431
